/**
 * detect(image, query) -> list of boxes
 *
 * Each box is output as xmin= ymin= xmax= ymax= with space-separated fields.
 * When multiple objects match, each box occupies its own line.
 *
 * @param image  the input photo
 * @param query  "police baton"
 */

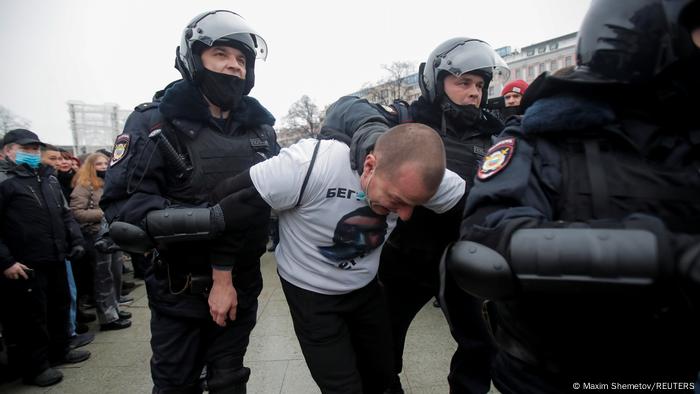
xmin=148 ymin=128 xmax=192 ymax=179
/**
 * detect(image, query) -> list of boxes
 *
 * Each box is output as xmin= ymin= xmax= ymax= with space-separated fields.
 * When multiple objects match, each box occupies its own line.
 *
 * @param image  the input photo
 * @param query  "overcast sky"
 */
xmin=0 ymin=0 xmax=592 ymax=145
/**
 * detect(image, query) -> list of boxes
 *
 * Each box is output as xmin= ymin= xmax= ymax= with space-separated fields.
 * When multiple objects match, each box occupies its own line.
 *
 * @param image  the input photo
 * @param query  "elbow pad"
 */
xmin=509 ymin=228 xmax=659 ymax=292
xmin=146 ymin=207 xmax=222 ymax=244
xmin=443 ymin=241 xmax=518 ymax=300
xmin=446 ymin=228 xmax=660 ymax=300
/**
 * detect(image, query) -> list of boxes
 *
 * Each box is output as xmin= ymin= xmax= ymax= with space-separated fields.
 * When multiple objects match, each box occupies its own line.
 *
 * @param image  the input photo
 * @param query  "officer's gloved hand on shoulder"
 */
xmin=68 ymin=245 xmax=85 ymax=261
xmin=349 ymin=123 xmax=386 ymax=175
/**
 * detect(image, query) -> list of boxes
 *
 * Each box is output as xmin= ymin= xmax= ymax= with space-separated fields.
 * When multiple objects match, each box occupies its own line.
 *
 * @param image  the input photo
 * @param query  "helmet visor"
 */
xmin=188 ymin=10 xmax=268 ymax=60
xmin=436 ymin=40 xmax=510 ymax=81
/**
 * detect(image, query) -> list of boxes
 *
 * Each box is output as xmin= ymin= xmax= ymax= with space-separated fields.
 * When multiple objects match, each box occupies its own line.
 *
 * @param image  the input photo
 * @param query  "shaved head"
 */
xmin=373 ymin=123 xmax=446 ymax=193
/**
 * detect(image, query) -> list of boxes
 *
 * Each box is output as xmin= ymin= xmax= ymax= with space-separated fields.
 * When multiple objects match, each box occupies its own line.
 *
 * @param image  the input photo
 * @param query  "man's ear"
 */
xmin=362 ymin=153 xmax=376 ymax=176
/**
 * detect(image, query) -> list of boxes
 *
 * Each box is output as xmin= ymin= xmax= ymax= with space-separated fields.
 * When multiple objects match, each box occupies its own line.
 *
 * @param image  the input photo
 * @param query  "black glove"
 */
xmin=68 ymin=245 xmax=85 ymax=261
xmin=95 ymin=235 xmax=120 ymax=253
xmin=94 ymin=217 xmax=120 ymax=253
xmin=213 ymin=186 xmax=270 ymax=232
xmin=349 ymin=123 xmax=386 ymax=174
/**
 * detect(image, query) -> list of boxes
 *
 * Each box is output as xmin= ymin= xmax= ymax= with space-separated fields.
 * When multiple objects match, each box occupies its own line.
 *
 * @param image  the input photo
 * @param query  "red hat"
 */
xmin=501 ymin=79 xmax=529 ymax=96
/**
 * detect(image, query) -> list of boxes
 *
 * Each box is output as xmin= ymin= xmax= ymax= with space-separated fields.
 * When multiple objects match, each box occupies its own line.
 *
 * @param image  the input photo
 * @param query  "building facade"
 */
xmin=489 ymin=32 xmax=577 ymax=98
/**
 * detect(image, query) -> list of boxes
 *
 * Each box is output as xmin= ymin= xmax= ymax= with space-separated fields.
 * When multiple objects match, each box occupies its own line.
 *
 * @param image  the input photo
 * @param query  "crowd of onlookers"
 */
xmin=0 ymin=128 xmax=148 ymax=387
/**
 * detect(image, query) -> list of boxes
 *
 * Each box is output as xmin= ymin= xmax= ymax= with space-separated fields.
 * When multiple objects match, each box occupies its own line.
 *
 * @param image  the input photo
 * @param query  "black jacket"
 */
xmin=461 ymin=91 xmax=700 ymax=382
xmin=0 ymin=161 xmax=84 ymax=271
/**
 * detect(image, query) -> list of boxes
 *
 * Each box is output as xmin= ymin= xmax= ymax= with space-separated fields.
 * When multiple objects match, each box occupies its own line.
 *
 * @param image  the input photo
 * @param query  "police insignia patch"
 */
xmin=110 ymin=134 xmax=130 ymax=167
xmin=477 ymin=138 xmax=515 ymax=180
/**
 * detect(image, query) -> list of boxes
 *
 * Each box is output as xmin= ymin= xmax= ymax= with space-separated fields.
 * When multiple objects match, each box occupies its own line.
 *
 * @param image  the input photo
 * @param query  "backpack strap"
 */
xmin=296 ymin=140 xmax=322 ymax=207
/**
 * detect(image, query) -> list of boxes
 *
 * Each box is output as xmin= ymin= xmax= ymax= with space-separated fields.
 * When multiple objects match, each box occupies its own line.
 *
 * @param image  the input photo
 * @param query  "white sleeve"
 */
xmin=249 ymin=139 xmax=316 ymax=211
xmin=422 ymin=169 xmax=465 ymax=214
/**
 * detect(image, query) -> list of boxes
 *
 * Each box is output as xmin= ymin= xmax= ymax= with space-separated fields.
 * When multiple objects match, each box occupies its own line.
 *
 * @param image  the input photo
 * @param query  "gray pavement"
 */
xmin=1 ymin=252 xmax=477 ymax=393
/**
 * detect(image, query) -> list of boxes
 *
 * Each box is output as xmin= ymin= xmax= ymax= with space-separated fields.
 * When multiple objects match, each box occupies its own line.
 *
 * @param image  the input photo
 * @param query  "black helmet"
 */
xmin=175 ymin=10 xmax=267 ymax=95
xmin=521 ymin=0 xmax=699 ymax=110
xmin=418 ymin=38 xmax=510 ymax=108
xmin=573 ymin=0 xmax=695 ymax=85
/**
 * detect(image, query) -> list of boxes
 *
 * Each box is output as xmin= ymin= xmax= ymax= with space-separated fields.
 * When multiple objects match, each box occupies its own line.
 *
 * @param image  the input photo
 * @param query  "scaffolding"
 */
xmin=67 ymin=101 xmax=131 ymax=154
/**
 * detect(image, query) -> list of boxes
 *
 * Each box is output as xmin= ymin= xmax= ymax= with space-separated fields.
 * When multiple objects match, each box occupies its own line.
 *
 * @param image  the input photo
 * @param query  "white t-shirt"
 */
xmin=250 ymin=139 xmax=465 ymax=295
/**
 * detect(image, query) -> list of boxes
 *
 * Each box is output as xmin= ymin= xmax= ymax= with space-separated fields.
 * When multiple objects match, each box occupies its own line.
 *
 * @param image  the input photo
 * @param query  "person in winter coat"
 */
xmin=71 ymin=152 xmax=132 ymax=331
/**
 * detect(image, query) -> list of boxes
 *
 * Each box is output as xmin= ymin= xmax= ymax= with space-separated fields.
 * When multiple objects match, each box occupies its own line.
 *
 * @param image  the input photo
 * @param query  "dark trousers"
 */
xmin=74 ymin=231 xmax=96 ymax=302
xmin=130 ymin=253 xmax=150 ymax=279
xmin=280 ymin=276 xmax=394 ymax=394
xmin=149 ymin=301 xmax=257 ymax=393
xmin=0 ymin=262 xmax=70 ymax=379
xmin=379 ymin=245 xmax=495 ymax=394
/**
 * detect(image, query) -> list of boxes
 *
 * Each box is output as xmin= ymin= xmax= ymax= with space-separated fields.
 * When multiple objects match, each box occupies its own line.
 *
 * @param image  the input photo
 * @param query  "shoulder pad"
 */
xmin=134 ymin=102 xmax=159 ymax=113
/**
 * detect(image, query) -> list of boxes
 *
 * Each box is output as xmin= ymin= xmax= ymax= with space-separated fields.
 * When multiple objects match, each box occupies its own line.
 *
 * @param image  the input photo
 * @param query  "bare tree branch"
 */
xmin=0 ymin=105 xmax=31 ymax=138
xmin=381 ymin=61 xmax=416 ymax=102
xmin=284 ymin=95 xmax=321 ymax=138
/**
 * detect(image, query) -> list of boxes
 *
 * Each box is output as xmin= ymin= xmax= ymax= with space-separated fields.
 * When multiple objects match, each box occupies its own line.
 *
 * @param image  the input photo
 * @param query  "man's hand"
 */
xmin=3 ymin=262 xmax=30 ymax=280
xmin=208 ymin=268 xmax=238 ymax=326
xmin=68 ymin=245 xmax=85 ymax=261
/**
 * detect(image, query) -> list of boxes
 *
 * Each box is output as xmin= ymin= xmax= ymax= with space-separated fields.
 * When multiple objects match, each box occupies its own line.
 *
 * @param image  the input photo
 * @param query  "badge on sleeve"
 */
xmin=477 ymin=138 xmax=516 ymax=180
xmin=110 ymin=134 xmax=130 ymax=167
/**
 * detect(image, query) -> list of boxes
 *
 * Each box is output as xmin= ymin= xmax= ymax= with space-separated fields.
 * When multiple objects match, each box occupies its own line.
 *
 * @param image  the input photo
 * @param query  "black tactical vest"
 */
xmin=443 ymin=132 xmax=490 ymax=189
xmin=164 ymin=122 xmax=274 ymax=205
xmin=554 ymin=128 xmax=700 ymax=233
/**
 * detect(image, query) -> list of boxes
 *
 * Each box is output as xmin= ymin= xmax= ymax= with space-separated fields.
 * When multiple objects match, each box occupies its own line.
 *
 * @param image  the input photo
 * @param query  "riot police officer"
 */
xmin=450 ymin=0 xmax=700 ymax=392
xmin=321 ymin=38 xmax=509 ymax=393
xmin=100 ymin=10 xmax=279 ymax=393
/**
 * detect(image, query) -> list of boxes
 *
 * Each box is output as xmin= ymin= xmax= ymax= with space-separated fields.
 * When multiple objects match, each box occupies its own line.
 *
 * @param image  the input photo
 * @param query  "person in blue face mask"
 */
xmin=0 ymin=128 xmax=90 ymax=387
xmin=1 ymin=129 xmax=41 ymax=179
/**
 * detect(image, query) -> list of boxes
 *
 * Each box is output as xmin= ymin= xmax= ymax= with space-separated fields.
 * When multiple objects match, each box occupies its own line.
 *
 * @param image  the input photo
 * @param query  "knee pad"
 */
xmin=206 ymin=366 xmax=250 ymax=394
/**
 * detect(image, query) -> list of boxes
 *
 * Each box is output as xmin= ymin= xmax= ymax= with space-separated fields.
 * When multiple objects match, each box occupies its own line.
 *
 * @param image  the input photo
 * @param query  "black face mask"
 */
xmin=96 ymin=170 xmax=106 ymax=179
xmin=196 ymin=69 xmax=246 ymax=111
xmin=440 ymin=97 xmax=483 ymax=127
xmin=56 ymin=169 xmax=74 ymax=181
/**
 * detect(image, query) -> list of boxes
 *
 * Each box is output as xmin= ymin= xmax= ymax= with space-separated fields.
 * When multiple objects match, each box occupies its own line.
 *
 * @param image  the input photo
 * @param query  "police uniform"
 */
xmin=101 ymin=78 xmax=279 ymax=392
xmin=461 ymin=82 xmax=700 ymax=392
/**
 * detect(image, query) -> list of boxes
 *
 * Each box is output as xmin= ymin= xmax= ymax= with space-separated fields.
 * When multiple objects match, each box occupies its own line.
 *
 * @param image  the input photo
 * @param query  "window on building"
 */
xmin=549 ymin=43 xmax=559 ymax=50
xmin=515 ymin=68 xmax=522 ymax=79
xmin=526 ymin=48 xmax=535 ymax=56
xmin=538 ymin=63 xmax=545 ymax=74
xmin=538 ymin=46 xmax=546 ymax=54
xmin=528 ymin=66 xmax=535 ymax=77
xmin=565 ymin=56 xmax=572 ymax=67
xmin=550 ymin=60 xmax=558 ymax=71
